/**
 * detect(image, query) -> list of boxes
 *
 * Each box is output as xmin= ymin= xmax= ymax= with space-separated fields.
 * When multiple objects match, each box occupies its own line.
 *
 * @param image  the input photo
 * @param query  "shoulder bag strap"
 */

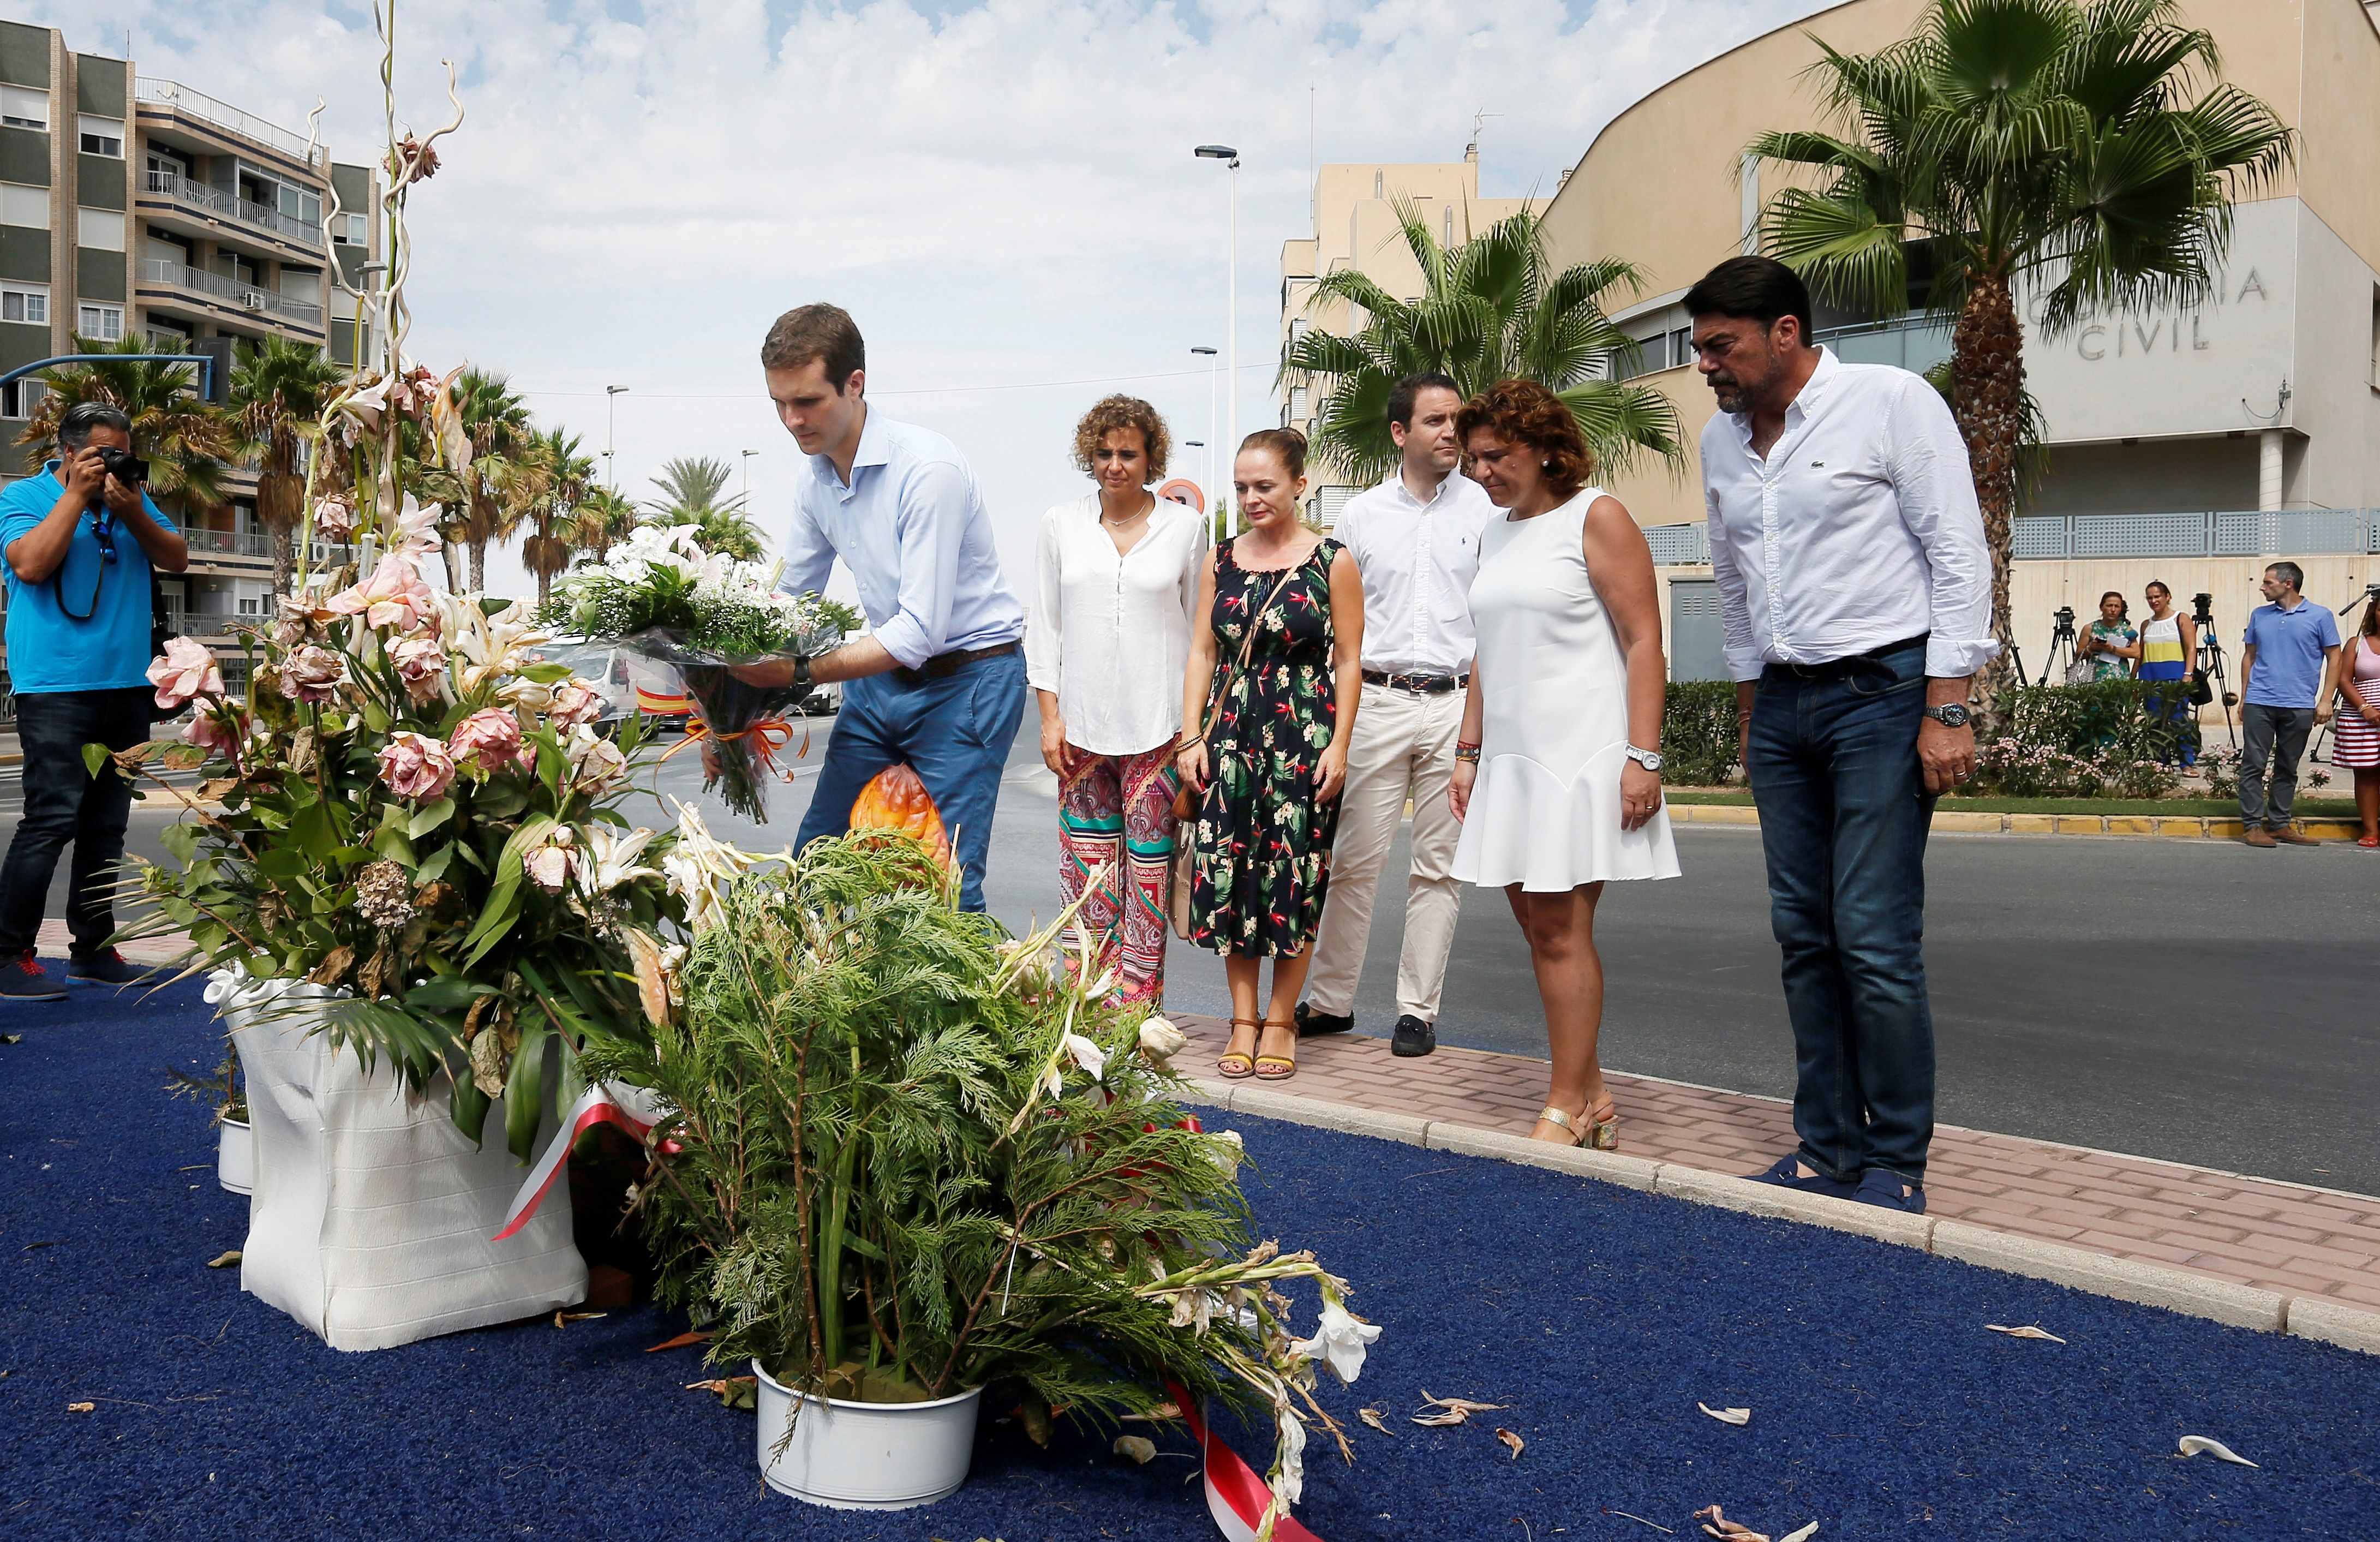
xmin=1180 ymin=561 xmax=1303 ymax=751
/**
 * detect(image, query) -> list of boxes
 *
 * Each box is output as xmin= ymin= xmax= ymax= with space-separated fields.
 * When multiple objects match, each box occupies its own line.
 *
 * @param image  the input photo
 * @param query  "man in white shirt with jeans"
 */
xmin=1295 ymin=373 xmax=1495 ymax=1058
xmin=1690 ymin=256 xmax=1995 ymax=1215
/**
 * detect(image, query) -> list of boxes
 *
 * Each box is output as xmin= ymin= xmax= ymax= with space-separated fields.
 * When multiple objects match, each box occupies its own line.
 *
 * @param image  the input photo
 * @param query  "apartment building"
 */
xmin=1536 ymin=0 xmax=2380 ymax=681
xmin=1277 ymin=148 xmax=1527 ymax=528
xmin=0 ymin=21 xmax=380 ymax=701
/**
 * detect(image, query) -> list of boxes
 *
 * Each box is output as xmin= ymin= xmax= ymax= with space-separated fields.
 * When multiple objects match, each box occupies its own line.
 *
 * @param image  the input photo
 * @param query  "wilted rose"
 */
xmin=181 ymin=705 xmax=246 ymax=758
xmin=282 ymin=644 xmax=347 ymax=705
xmin=547 ymin=679 xmax=605 ymax=731
xmin=312 ymin=491 xmax=357 ymax=541
xmin=525 ymin=826 xmax=577 ymax=892
xmin=389 ymin=635 xmax=448 ymax=706
xmin=147 ymin=635 xmax=224 ymax=710
xmin=447 ymin=707 xmax=523 ymax=774
xmin=376 ymin=730 xmax=456 ymax=802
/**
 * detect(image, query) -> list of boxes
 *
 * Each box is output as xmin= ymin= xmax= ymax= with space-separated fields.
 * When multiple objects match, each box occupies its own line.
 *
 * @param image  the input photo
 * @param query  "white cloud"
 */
xmin=38 ymin=0 xmax=1821 ymax=597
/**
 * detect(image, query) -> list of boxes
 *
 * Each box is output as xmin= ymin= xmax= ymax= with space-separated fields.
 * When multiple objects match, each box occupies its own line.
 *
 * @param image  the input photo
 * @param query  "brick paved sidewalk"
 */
xmin=1175 ymin=1013 xmax=2380 ymax=1317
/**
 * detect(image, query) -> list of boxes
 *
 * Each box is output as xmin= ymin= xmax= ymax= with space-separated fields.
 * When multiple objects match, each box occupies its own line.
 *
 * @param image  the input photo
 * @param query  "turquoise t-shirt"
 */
xmin=0 ymin=461 xmax=177 ymax=694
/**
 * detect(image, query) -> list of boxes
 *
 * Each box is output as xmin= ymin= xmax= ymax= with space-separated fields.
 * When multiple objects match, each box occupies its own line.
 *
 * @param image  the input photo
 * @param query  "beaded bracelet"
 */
xmin=1453 ymin=741 xmax=1482 ymax=764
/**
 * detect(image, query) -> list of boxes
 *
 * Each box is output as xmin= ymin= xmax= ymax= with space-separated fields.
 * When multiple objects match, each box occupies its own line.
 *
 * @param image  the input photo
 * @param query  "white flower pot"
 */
xmin=752 ymin=1361 xmax=982 ymax=1510
xmin=207 ymin=969 xmax=587 ymax=1352
xmin=217 ymin=1116 xmax=253 ymax=1196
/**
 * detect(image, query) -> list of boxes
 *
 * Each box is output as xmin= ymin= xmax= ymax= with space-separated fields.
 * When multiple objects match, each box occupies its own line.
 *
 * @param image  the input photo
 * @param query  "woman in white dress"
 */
xmin=1448 ymin=379 xmax=1679 ymax=1149
xmin=1025 ymin=396 xmax=1209 ymax=1004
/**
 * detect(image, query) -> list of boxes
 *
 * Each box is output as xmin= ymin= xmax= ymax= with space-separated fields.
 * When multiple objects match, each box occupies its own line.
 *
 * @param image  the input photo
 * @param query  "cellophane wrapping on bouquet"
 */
xmin=546 ymin=525 xmax=860 ymax=821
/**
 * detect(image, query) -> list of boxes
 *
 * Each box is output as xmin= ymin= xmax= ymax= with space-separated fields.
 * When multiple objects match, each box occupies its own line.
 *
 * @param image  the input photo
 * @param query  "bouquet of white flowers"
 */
xmin=547 ymin=526 xmax=860 ymax=820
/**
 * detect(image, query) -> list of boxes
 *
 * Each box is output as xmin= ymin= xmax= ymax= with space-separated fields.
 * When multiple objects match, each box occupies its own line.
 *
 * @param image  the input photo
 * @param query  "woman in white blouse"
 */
xmin=1026 ymin=396 xmax=1209 ymax=1005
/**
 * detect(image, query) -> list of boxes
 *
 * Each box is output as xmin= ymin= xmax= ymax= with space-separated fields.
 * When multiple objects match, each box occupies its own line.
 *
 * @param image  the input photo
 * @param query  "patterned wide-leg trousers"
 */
xmin=1058 ymin=743 xmax=1181 ymax=1007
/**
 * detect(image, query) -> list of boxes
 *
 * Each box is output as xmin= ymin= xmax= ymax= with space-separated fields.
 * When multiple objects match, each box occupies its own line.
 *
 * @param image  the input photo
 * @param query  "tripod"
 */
xmin=2194 ymin=611 xmax=2238 ymax=750
xmin=2035 ymin=608 xmax=2079 ymax=687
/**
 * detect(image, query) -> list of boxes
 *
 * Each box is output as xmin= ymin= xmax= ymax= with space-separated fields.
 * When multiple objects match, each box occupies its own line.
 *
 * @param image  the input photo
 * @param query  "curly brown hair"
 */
xmin=1455 ymin=379 xmax=1595 ymax=499
xmin=1071 ymin=395 xmax=1170 ymax=484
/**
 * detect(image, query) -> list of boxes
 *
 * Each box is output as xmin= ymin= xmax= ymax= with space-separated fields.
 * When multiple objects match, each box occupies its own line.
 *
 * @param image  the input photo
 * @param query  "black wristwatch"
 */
xmin=1922 ymin=703 xmax=1972 ymax=728
xmin=794 ymin=656 xmax=812 ymax=694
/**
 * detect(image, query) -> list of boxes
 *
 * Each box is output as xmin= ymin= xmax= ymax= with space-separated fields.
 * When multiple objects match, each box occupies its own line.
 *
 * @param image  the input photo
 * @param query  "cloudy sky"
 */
xmin=33 ymin=0 xmax=1818 ymax=597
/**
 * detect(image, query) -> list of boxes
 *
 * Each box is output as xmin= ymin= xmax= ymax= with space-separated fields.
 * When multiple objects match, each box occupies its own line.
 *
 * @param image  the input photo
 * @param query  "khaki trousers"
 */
xmin=1304 ymin=682 xmax=1466 ymax=1021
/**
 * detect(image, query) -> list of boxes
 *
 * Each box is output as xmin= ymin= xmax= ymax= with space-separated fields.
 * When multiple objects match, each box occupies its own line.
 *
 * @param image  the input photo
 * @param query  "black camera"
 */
xmin=93 ymin=445 xmax=149 ymax=485
xmin=2192 ymin=592 xmax=2214 ymax=624
xmin=2052 ymin=605 xmax=2076 ymax=629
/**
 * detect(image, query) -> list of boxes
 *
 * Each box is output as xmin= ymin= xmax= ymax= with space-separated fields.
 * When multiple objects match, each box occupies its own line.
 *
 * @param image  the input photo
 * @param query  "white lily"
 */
xmin=662 ymin=800 xmax=786 ymax=934
xmin=1287 ymin=1299 xmax=1381 ymax=1386
xmin=1062 ymin=1032 xmax=1107 ymax=1082
xmin=1272 ymin=1405 xmax=1306 ymax=1508
xmin=578 ymin=826 xmax=660 ymax=895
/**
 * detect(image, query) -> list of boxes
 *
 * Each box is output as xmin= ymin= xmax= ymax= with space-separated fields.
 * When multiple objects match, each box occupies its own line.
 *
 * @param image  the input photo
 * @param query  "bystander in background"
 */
xmin=2326 ymin=591 xmax=2380 ymax=848
xmin=2236 ymin=561 xmax=2340 ymax=848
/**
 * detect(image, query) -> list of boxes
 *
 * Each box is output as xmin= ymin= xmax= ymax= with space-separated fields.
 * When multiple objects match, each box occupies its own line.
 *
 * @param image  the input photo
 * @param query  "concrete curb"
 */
xmin=1175 ymin=1079 xmax=2380 ymax=1354
xmin=1668 ymin=801 xmax=2363 ymax=842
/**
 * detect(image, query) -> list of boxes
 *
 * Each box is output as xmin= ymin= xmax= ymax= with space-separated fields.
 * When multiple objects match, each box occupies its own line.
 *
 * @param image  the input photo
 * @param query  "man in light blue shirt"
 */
xmin=2236 ymin=560 xmax=2342 ymax=845
xmin=744 ymin=303 xmax=1027 ymax=910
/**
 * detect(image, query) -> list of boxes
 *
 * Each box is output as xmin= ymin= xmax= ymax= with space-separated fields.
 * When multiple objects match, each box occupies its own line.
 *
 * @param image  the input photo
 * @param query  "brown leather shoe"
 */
xmin=2273 ymin=826 xmax=2321 ymax=846
xmin=2241 ymin=827 xmax=2279 ymax=847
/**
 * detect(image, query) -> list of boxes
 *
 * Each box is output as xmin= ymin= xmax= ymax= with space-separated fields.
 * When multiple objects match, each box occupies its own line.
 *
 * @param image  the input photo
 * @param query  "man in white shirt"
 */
xmin=1295 ymin=373 xmax=1496 ymax=1058
xmin=1689 ymin=256 xmax=1995 ymax=1216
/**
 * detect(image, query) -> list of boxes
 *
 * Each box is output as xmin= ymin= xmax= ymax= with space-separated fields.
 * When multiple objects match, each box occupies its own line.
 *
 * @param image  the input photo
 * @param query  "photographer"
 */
xmin=0 ymin=402 xmax=187 ymax=999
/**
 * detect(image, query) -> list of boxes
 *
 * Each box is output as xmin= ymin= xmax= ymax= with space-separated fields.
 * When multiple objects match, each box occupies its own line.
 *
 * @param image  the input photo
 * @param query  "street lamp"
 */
xmin=1191 ymin=346 xmax=1219 ymax=505
xmin=1194 ymin=145 xmax=1239 ymax=536
xmin=740 ymin=449 xmax=758 ymax=505
xmin=605 ymin=384 xmax=630 ymax=490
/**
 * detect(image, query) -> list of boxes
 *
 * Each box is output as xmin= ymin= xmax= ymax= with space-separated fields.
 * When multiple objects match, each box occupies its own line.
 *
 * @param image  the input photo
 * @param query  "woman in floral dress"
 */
xmin=1176 ymin=428 xmax=1364 ymax=1081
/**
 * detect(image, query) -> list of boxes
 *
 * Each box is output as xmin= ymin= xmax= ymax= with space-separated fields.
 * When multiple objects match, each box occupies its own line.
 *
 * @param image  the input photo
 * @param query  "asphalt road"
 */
xmin=7 ymin=715 xmax=2376 ymax=1193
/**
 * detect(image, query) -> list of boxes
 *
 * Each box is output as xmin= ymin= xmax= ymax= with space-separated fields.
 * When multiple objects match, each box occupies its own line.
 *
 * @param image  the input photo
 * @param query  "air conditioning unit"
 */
xmin=239 ymin=292 xmax=265 ymax=310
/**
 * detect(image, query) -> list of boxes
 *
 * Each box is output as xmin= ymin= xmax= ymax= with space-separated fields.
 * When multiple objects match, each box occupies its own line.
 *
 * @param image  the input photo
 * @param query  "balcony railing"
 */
xmin=1813 ymin=314 xmax=1955 ymax=376
xmin=142 ymin=169 xmax=324 ymax=249
xmin=184 ymin=528 xmax=276 ymax=559
xmin=139 ymin=259 xmax=324 ymax=328
xmin=135 ymin=79 xmax=323 ymax=165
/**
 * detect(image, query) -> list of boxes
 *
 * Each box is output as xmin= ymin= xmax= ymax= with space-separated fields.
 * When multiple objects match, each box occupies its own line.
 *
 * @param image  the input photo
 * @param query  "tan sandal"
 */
xmin=1532 ymin=1102 xmax=1620 ymax=1150
xmin=1253 ymin=1017 xmax=1297 ymax=1080
xmin=1217 ymin=1019 xmax=1260 ymax=1080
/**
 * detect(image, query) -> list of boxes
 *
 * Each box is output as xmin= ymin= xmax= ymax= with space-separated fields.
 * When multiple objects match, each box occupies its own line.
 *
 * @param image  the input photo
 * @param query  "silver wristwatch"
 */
xmin=1623 ymin=744 xmax=1663 ymax=772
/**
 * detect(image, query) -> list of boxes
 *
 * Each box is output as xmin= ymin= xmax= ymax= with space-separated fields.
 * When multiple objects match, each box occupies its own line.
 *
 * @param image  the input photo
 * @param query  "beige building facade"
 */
xmin=1278 ymin=148 xmax=1527 ymax=527
xmin=1536 ymin=0 xmax=2380 ymax=685
xmin=0 ymin=21 xmax=380 ymax=701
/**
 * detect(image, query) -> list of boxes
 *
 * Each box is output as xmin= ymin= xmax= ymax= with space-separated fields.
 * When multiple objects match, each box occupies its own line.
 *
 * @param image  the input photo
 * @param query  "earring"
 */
xmin=1541 ymin=460 xmax=1551 ymax=469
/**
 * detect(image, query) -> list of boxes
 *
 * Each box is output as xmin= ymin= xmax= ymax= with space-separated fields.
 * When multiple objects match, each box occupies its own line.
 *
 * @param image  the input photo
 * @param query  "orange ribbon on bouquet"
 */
xmin=658 ymin=715 xmax=812 ymax=780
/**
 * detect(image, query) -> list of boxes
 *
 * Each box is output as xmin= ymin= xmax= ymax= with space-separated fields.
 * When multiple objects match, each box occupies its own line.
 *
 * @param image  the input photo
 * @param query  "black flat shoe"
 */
xmin=1747 ymin=1152 xmax=1854 ymax=1199
xmin=1851 ymin=1167 xmax=1927 ymax=1214
xmin=1390 ymin=1014 xmax=1436 ymax=1057
xmin=1294 ymin=1002 xmax=1354 ymax=1038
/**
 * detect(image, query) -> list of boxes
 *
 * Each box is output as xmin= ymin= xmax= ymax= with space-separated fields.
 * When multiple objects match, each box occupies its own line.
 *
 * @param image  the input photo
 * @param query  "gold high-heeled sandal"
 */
xmin=1253 ymin=1017 xmax=1297 ymax=1080
xmin=1533 ymin=1103 xmax=1620 ymax=1150
xmin=1217 ymin=1019 xmax=1260 ymax=1079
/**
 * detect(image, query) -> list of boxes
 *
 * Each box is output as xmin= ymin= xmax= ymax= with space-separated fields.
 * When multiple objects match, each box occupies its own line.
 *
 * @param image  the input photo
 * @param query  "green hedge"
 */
xmin=1663 ymin=680 xmax=1742 ymax=787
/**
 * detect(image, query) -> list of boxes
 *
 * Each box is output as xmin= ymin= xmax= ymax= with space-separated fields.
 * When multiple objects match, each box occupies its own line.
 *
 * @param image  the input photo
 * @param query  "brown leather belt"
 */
xmin=891 ymin=639 xmax=1020 ymax=687
xmin=1362 ymin=669 xmax=1468 ymax=694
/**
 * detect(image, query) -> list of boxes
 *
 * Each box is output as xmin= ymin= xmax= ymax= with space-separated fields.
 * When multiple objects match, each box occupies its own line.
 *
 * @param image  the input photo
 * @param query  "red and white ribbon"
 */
xmin=493 ymin=1082 xmax=668 ymax=1242
xmin=1166 ymin=1379 xmax=1325 ymax=1542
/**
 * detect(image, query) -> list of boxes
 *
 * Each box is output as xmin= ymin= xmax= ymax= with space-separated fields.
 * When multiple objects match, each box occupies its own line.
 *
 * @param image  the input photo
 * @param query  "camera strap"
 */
xmin=50 ymin=505 xmax=116 ymax=623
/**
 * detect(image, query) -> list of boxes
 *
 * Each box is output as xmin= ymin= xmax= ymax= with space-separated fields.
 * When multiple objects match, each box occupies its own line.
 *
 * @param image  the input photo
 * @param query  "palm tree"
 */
xmin=447 ymin=366 xmax=534 ymax=591
xmin=564 ymin=485 xmax=638 ymax=564
xmin=644 ymin=454 xmax=763 ymax=559
xmin=1750 ymin=0 xmax=2291 ymax=694
xmin=226 ymin=336 xmax=346 ymax=595
xmin=519 ymin=427 xmax=596 ymax=608
xmin=1280 ymin=203 xmax=1684 ymax=489
xmin=21 ymin=334 xmax=236 ymax=521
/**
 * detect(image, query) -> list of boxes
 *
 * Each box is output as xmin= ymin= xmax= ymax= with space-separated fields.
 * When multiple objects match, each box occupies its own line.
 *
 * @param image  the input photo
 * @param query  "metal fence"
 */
xmin=139 ymin=259 xmax=324 ymax=327
xmin=135 ymin=79 xmax=323 ymax=164
xmin=1652 ymin=511 xmax=2380 ymax=566
xmin=142 ymin=169 xmax=324 ymax=249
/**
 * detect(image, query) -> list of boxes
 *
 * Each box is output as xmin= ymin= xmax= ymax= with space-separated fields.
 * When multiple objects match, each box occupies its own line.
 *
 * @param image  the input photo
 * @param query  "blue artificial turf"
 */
xmin=3 ymin=971 xmax=2375 ymax=1540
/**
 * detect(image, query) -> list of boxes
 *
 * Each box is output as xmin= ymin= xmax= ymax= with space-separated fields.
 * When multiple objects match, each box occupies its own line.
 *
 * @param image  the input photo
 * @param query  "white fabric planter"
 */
xmin=752 ymin=1361 xmax=982 ymax=1509
xmin=210 ymin=970 xmax=587 ymax=1352
xmin=217 ymin=1116 xmax=253 ymax=1196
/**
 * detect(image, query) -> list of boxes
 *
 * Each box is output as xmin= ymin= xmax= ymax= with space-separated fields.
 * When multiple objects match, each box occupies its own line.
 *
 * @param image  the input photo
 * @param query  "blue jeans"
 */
xmin=1749 ymin=641 xmax=1938 ymax=1185
xmin=0 ymin=686 xmax=152 ymax=956
xmin=794 ymin=650 xmax=1026 ymax=911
